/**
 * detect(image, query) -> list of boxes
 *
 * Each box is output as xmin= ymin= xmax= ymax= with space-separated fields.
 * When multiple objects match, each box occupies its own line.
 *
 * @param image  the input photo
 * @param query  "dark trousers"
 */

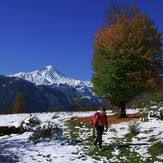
xmin=94 ymin=125 xmax=104 ymax=148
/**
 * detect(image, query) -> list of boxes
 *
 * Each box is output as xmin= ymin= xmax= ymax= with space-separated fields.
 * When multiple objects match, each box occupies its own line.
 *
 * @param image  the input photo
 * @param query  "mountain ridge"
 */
xmin=9 ymin=65 xmax=92 ymax=87
xmin=0 ymin=65 xmax=103 ymax=112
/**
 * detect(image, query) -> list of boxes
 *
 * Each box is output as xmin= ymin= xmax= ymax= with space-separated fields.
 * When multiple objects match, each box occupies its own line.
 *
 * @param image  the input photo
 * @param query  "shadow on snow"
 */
xmin=102 ymin=143 xmax=150 ymax=151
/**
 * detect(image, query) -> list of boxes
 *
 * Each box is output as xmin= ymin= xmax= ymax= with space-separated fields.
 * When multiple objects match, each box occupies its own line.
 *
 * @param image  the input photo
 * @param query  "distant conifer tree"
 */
xmin=13 ymin=93 xmax=28 ymax=113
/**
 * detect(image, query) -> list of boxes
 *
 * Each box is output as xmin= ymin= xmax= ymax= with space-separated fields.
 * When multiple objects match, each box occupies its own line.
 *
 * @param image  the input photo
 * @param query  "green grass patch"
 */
xmin=144 ymin=129 xmax=153 ymax=133
xmin=37 ymin=154 xmax=42 ymax=156
xmin=135 ymin=136 xmax=147 ymax=141
xmin=65 ymin=118 xmax=163 ymax=162
xmin=113 ymin=149 xmax=140 ymax=162
xmin=120 ymin=127 xmax=125 ymax=130
xmin=64 ymin=124 xmax=81 ymax=140
xmin=124 ymin=133 xmax=137 ymax=142
xmin=110 ymin=128 xmax=117 ymax=132
xmin=0 ymin=135 xmax=13 ymax=141
xmin=43 ymin=154 xmax=51 ymax=158
xmin=148 ymin=141 xmax=163 ymax=161
xmin=148 ymin=137 xmax=159 ymax=142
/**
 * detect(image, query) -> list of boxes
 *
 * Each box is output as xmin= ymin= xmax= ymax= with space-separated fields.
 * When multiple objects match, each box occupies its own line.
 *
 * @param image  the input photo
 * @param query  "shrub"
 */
xmin=19 ymin=116 xmax=41 ymax=134
xmin=29 ymin=116 xmax=41 ymax=127
xmin=52 ymin=115 xmax=59 ymax=119
xmin=70 ymin=116 xmax=78 ymax=120
xmin=128 ymin=122 xmax=140 ymax=134
xmin=139 ymin=110 xmax=149 ymax=122
xmin=29 ymin=122 xmax=60 ymax=144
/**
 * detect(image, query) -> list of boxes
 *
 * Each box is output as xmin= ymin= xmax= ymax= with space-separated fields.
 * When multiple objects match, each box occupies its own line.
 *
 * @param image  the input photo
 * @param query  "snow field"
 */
xmin=0 ymin=108 xmax=162 ymax=162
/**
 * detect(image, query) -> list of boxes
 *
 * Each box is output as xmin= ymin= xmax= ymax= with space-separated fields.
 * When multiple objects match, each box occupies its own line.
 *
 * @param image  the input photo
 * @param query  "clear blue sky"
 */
xmin=0 ymin=0 xmax=163 ymax=81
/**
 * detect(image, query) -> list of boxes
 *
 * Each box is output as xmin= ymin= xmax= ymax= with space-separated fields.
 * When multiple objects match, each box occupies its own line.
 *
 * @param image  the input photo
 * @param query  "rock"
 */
xmin=0 ymin=126 xmax=19 ymax=135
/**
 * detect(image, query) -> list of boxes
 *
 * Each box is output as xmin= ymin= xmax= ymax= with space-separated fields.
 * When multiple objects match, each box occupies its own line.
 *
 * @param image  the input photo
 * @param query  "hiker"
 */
xmin=92 ymin=108 xmax=108 ymax=151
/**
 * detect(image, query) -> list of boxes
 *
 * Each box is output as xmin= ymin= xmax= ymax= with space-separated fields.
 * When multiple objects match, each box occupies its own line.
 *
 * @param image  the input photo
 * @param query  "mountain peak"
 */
xmin=40 ymin=65 xmax=60 ymax=73
xmin=9 ymin=65 xmax=92 ymax=87
xmin=38 ymin=65 xmax=66 ymax=80
xmin=9 ymin=65 xmax=75 ymax=85
xmin=42 ymin=65 xmax=54 ymax=71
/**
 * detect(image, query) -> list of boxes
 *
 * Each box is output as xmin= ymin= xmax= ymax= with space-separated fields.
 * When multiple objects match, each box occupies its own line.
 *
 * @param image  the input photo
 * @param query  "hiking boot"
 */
xmin=93 ymin=144 xmax=97 ymax=148
xmin=99 ymin=148 xmax=103 ymax=151
xmin=93 ymin=142 xmax=97 ymax=148
xmin=99 ymin=145 xmax=103 ymax=151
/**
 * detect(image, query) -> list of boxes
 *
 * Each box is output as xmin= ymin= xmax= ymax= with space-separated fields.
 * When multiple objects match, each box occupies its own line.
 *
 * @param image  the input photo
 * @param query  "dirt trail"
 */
xmin=68 ymin=114 xmax=140 ymax=125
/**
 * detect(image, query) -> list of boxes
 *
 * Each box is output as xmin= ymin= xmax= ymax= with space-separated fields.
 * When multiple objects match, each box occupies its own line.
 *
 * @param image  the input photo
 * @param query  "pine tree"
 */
xmin=13 ymin=93 xmax=28 ymax=113
xmin=92 ymin=3 xmax=163 ymax=117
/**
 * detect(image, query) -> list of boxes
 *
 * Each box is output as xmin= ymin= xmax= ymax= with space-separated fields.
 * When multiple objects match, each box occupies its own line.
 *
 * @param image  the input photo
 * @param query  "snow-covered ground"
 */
xmin=0 ymin=108 xmax=163 ymax=162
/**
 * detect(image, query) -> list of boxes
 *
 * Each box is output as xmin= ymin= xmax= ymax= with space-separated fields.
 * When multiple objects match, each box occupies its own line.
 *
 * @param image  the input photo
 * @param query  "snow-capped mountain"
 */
xmin=4 ymin=65 xmax=103 ymax=112
xmin=10 ymin=65 xmax=92 ymax=87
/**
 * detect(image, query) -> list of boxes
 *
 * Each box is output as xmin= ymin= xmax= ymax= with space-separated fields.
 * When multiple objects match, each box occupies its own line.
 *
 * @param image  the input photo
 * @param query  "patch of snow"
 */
xmin=0 ymin=109 xmax=163 ymax=162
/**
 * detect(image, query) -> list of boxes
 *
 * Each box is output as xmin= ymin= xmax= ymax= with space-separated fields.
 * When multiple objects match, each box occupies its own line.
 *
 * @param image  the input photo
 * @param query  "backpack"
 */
xmin=92 ymin=112 xmax=100 ymax=126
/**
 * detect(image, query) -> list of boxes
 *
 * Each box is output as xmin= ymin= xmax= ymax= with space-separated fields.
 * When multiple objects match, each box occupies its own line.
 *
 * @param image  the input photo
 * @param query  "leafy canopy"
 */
xmin=92 ymin=3 xmax=162 ymax=107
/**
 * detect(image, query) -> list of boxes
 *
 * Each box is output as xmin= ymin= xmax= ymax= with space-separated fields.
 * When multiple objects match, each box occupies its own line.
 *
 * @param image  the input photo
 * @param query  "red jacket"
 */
xmin=93 ymin=113 xmax=108 ymax=131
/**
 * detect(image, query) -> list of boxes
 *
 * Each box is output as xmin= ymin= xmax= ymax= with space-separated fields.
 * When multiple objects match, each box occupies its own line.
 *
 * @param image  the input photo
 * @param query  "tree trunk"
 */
xmin=119 ymin=102 xmax=126 ymax=118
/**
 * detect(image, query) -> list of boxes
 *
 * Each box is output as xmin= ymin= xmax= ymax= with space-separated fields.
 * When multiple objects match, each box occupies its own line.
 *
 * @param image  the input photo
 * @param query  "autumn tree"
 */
xmin=92 ymin=3 xmax=163 ymax=117
xmin=13 ymin=93 xmax=28 ymax=113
